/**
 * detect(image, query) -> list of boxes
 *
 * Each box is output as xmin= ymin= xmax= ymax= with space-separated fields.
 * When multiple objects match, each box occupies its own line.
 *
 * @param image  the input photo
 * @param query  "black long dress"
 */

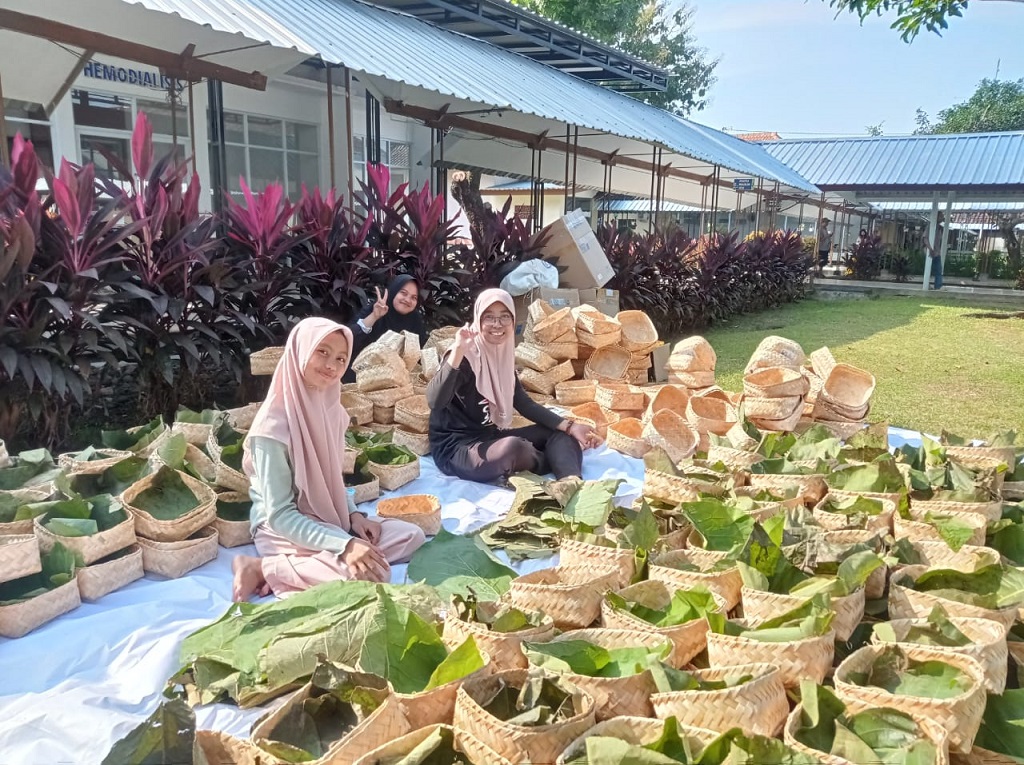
xmin=426 ymin=358 xmax=583 ymax=482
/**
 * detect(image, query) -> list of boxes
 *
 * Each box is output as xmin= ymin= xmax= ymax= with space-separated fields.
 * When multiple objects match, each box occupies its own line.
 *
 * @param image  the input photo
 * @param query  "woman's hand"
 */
xmin=448 ymin=326 xmax=477 ymax=367
xmin=364 ymin=287 xmax=389 ymax=328
xmin=340 ymin=538 xmax=390 ymax=582
xmin=567 ymin=421 xmax=602 ymax=450
xmin=351 ymin=513 xmax=382 ymax=545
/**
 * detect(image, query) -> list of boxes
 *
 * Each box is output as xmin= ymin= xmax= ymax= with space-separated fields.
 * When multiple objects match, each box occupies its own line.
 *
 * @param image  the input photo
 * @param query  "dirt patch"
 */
xmin=966 ymin=311 xmax=1024 ymax=319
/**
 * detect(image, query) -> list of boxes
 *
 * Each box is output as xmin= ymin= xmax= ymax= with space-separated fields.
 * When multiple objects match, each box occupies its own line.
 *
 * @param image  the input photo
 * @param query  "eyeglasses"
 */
xmin=481 ymin=314 xmax=514 ymax=327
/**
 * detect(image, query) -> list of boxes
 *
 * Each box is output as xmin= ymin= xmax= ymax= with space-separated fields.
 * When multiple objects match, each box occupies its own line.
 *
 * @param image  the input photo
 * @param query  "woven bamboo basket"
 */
xmin=351 ymin=476 xmax=380 ymax=505
xmin=169 ymin=420 xmax=212 ymax=447
xmin=341 ymin=391 xmax=374 ymax=425
xmin=224 ymin=402 xmax=261 ymax=431
xmin=366 ymin=456 xmax=420 ymax=492
xmin=828 ymin=487 xmax=905 ymax=507
xmin=895 ymin=513 xmax=987 ymax=547
xmin=515 ymin=343 xmax=558 ymax=373
xmin=670 ymin=336 xmax=716 ymax=370
xmin=743 ymin=367 xmax=810 ymax=398
xmin=911 ymin=497 xmax=1002 ymax=524
xmin=394 ymin=394 xmax=430 ymax=433
xmin=353 ymin=723 xmax=511 ymax=765
xmin=643 ymin=409 xmax=698 ymax=463
xmin=746 ymin=350 xmax=802 ymax=374
xmin=889 ymin=566 xmax=1017 ymax=631
xmin=558 ymin=538 xmax=636 ymax=589
xmin=392 ymin=427 xmax=431 ymax=456
xmin=519 ymin=368 xmax=557 ymax=396
xmin=813 ymin=391 xmax=870 ymax=420
xmin=649 ymin=549 xmax=742 ymax=610
xmin=707 ymin=625 xmax=836 ymax=689
xmin=401 ymin=330 xmax=421 ymax=370
xmin=249 ymin=346 xmax=284 ymax=376
xmin=740 ymin=585 xmax=865 ymax=641
xmin=706 ymin=444 xmax=763 ymax=471
xmin=537 ymin=628 xmax=668 ymax=720
xmin=2 ymin=485 xmax=55 ymax=508
xmin=205 ymin=428 xmax=249 ymax=493
xmin=650 ymin=663 xmax=789 ymax=737
xmin=376 ymin=494 xmax=441 ymax=535
xmin=583 ymin=345 xmax=631 ymax=383
xmin=643 ymin=469 xmax=700 ymax=506
xmin=122 ymin=469 xmax=217 ymax=543
xmin=951 ymin=748 xmax=1023 ymax=765
xmin=753 ymin=336 xmax=805 ymax=366
xmin=356 ymin=351 xmax=411 ymax=393
xmin=249 ymin=689 xmax=409 ymax=765
xmin=138 ymin=525 xmax=219 ymax=579
xmin=812 ymin=495 xmax=896 ymax=533
xmin=751 ymin=404 xmax=806 ymax=434
xmin=748 ymin=471 xmax=828 ymax=506
xmin=508 ymin=567 xmax=616 ymax=630
xmin=34 ymin=513 xmax=137 ymax=567
xmin=641 ymin=385 xmax=690 ymax=425
xmin=339 ymin=446 xmax=357 ymax=474
xmin=873 ymin=615 xmax=1008 ymax=694
xmin=454 ymin=668 xmax=595 ymax=765
xmin=605 ymin=418 xmax=650 ymax=459
xmin=0 ymin=578 xmax=81 ymax=638
xmin=578 ymin=327 xmax=622 ymax=350
xmin=741 ymin=395 xmax=803 ymax=421
xmin=555 ymin=380 xmax=596 ymax=406
xmin=686 ymin=395 xmax=738 ymax=436
xmin=420 ymin=347 xmax=441 ymax=381
xmin=628 ymin=352 xmax=653 ymax=371
xmin=0 ymin=534 xmax=40 ymax=584
xmin=834 ymin=644 xmax=986 ymax=754
xmin=821 ymin=529 xmax=888 ymax=600
xmin=442 ymin=611 xmax=555 ymax=670
xmin=213 ymin=491 xmax=254 ymax=548
xmin=575 ymin=307 xmax=620 ymax=334
xmin=668 ymin=370 xmax=716 ymax=389
xmin=946 ymin=444 xmax=1017 ymax=469
xmin=539 ymin=340 xmax=578 ymax=361
xmin=903 ymin=540 xmax=1002 ymax=569
xmin=57 ymin=448 xmax=135 ymax=474
xmin=557 ymin=717 xmax=718 ymax=765
xmin=425 ymin=325 xmax=459 ymax=353
xmin=528 ymin=299 xmax=553 ymax=324
xmin=612 ymin=309 xmax=655 ymax=347
xmin=601 ymin=580 xmax=721 ymax=667
xmin=569 ymin=402 xmax=617 ymax=440
xmin=1003 ymin=480 xmax=1024 ymax=501
xmin=76 ymin=544 xmax=144 ymax=601
xmin=0 ymin=519 xmax=34 ymax=537
xmin=527 ymin=390 xmax=557 ymax=406
xmin=594 ymin=384 xmax=645 ymax=411
xmin=410 ymin=374 xmax=429 ymax=397
xmin=397 ymin=654 xmax=492 ymax=730
xmin=533 ymin=307 xmax=575 ymax=343
xmin=371 ymin=404 xmax=395 ymax=425
xmin=808 ymin=346 xmax=837 ymax=379
xmin=783 ymin=701 xmax=951 ymax=765
xmin=819 ymin=363 xmax=876 ymax=411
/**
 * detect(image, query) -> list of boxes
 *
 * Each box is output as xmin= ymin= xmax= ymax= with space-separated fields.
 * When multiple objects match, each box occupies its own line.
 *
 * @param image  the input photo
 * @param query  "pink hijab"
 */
xmin=243 ymin=318 xmax=355 ymax=530
xmin=462 ymin=288 xmax=517 ymax=430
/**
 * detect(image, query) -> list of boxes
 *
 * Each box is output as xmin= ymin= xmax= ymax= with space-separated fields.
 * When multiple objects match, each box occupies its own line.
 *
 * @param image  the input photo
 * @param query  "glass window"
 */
xmin=80 ymin=135 xmax=130 ymax=179
xmin=225 ymin=144 xmax=247 ymax=193
xmin=286 ymin=122 xmax=318 ymax=152
xmin=250 ymin=147 xmax=285 ymax=189
xmin=4 ymin=99 xmax=53 ymax=170
xmin=72 ymin=90 xmax=132 ymax=131
xmin=247 ymin=116 xmax=282 ymax=148
xmin=224 ymin=112 xmax=245 ymax=144
xmin=137 ymin=98 xmax=189 ymax=137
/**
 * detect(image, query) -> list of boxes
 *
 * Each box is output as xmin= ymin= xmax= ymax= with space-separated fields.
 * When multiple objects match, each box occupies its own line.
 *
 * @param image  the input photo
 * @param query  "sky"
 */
xmin=688 ymin=0 xmax=1024 ymax=137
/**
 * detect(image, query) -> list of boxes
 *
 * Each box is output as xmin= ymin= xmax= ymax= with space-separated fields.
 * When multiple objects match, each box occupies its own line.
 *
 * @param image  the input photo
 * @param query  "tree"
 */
xmin=514 ymin=0 xmax=718 ymax=116
xmin=822 ymin=1 xmax=1023 ymax=42
xmin=865 ymin=123 xmax=885 ymax=135
xmin=917 ymin=78 xmax=1024 ymax=133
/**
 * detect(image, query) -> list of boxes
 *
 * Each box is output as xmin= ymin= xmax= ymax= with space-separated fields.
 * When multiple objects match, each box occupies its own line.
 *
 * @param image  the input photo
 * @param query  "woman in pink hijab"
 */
xmin=231 ymin=317 xmax=426 ymax=601
xmin=427 ymin=288 xmax=600 ymax=484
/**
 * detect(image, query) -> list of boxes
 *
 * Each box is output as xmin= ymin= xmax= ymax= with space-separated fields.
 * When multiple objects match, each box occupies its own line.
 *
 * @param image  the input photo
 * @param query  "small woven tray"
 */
xmin=0 ymin=534 xmax=41 ymax=584
xmin=76 ymin=544 xmax=144 ymax=601
xmin=138 ymin=526 xmax=219 ymax=579
xmin=584 ymin=345 xmax=631 ymax=384
xmin=0 ymin=578 xmax=81 ymax=639
xmin=249 ymin=346 xmax=284 ymax=376
xmin=123 ymin=468 xmax=218 ymax=543
xmin=367 ymin=456 xmax=420 ymax=492
xmin=376 ymin=494 xmax=441 ymax=535
xmin=508 ymin=567 xmax=616 ymax=630
xmin=35 ymin=513 xmax=137 ymax=567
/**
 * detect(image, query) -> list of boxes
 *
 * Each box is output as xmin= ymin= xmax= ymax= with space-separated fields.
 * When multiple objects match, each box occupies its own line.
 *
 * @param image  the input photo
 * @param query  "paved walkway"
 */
xmin=812 ymin=275 xmax=1023 ymax=305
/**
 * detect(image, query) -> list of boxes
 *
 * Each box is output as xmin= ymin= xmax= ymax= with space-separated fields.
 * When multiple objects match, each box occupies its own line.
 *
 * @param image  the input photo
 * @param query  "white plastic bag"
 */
xmin=499 ymin=259 xmax=559 ymax=296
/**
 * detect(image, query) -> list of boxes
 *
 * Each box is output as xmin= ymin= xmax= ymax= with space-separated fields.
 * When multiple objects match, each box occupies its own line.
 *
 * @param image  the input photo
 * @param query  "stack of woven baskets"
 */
xmin=665 ymin=336 xmax=716 ymax=389
xmin=353 ymin=331 xmax=420 ymax=431
xmin=0 ymin=529 xmax=82 ymax=638
xmin=517 ymin=302 xmax=579 ymax=403
xmin=803 ymin=346 xmax=877 ymax=439
xmin=741 ymin=336 xmax=811 ymax=433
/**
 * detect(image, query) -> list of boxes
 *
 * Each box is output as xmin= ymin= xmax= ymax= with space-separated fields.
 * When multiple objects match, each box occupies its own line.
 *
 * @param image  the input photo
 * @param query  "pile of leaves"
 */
xmin=844 ymin=644 xmax=975 ymax=700
xmin=478 ymin=672 xmax=585 ymax=728
xmin=0 ymin=542 xmax=79 ymax=605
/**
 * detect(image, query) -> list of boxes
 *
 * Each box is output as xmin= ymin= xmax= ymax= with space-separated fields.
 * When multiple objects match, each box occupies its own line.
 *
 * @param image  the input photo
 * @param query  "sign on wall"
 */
xmin=733 ymin=178 xmax=754 ymax=191
xmin=82 ymin=61 xmax=186 ymax=91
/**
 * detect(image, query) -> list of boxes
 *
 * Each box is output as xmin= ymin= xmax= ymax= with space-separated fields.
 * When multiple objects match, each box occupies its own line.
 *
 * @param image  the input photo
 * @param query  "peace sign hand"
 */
xmin=370 ymin=287 xmax=389 ymax=321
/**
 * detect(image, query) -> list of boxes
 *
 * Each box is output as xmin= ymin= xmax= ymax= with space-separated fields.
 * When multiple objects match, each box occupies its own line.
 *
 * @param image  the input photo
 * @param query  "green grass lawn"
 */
xmin=700 ymin=295 xmax=1024 ymax=439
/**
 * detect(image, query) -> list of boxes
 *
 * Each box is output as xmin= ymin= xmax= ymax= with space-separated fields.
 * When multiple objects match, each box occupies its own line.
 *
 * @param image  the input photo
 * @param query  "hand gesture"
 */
xmin=454 ymin=326 xmax=478 ymax=354
xmin=351 ymin=513 xmax=382 ymax=545
xmin=341 ymin=537 xmax=390 ymax=582
xmin=567 ymin=421 xmax=602 ymax=450
xmin=370 ymin=287 xmax=389 ymax=321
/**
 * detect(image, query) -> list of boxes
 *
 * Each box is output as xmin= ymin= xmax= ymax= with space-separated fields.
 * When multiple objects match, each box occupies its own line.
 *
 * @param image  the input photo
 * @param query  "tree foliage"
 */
xmin=916 ymin=78 xmax=1024 ymax=134
xmin=514 ymin=0 xmax=718 ymax=116
xmin=822 ymin=0 xmax=1022 ymax=42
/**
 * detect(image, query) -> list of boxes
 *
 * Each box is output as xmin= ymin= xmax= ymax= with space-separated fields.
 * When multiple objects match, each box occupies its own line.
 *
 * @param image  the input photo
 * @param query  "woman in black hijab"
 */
xmin=343 ymin=274 xmax=428 ymax=381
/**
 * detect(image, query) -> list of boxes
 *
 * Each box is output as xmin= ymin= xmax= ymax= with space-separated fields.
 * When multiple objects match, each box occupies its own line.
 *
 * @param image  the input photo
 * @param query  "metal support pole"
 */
xmin=0 ymin=70 xmax=8 ymax=168
xmin=754 ymin=178 xmax=764 ymax=232
xmin=648 ymin=145 xmax=657 ymax=234
xmin=326 ymin=65 xmax=336 ymax=190
xmin=563 ymin=124 xmax=570 ymax=214
xmin=922 ymin=192 xmax=939 ymax=289
xmin=344 ymin=67 xmax=354 ymax=201
xmin=530 ymin=146 xmax=537 ymax=232
xmin=206 ymin=79 xmax=228 ymax=215
xmin=570 ymin=126 xmax=579 ymax=210
xmin=536 ymin=144 xmax=544 ymax=229
xmin=187 ymin=81 xmax=197 ymax=174
xmin=439 ymin=128 xmax=446 ymax=216
xmin=169 ymin=81 xmax=178 ymax=149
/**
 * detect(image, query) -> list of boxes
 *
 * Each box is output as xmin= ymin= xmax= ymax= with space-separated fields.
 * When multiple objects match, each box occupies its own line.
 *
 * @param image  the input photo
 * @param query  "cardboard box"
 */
xmin=512 ymin=287 xmax=580 ymax=343
xmin=577 ymin=288 xmax=620 ymax=318
xmin=651 ymin=343 xmax=671 ymax=383
xmin=537 ymin=210 xmax=615 ymax=289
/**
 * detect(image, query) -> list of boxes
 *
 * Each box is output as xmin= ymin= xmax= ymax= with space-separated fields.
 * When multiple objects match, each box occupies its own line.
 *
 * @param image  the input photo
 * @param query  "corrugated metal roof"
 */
xmin=484 ymin=180 xmax=566 ymax=191
xmin=760 ymin=133 xmax=1024 ymax=189
xmin=126 ymin=0 xmax=819 ymax=193
xmin=599 ymin=198 xmax=702 ymax=213
xmin=869 ymin=200 xmax=1024 ymax=212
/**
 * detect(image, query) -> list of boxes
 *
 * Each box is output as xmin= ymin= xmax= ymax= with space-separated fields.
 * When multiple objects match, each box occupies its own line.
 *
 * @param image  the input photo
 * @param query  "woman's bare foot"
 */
xmin=232 ymin=555 xmax=268 ymax=601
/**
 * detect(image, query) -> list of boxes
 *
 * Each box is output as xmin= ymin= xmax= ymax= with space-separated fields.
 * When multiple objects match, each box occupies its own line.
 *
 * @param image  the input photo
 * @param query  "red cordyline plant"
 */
xmin=221 ymin=177 xmax=316 ymax=346
xmin=98 ymin=113 xmax=229 ymax=419
xmin=455 ymin=196 xmax=547 ymax=293
xmin=293 ymin=185 xmax=383 ymax=322
xmin=0 ymin=136 xmax=139 ymax=446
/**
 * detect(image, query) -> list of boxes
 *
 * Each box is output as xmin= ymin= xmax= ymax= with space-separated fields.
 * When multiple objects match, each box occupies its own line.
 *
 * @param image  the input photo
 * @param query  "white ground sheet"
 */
xmin=0 ymin=428 xmax=924 ymax=765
